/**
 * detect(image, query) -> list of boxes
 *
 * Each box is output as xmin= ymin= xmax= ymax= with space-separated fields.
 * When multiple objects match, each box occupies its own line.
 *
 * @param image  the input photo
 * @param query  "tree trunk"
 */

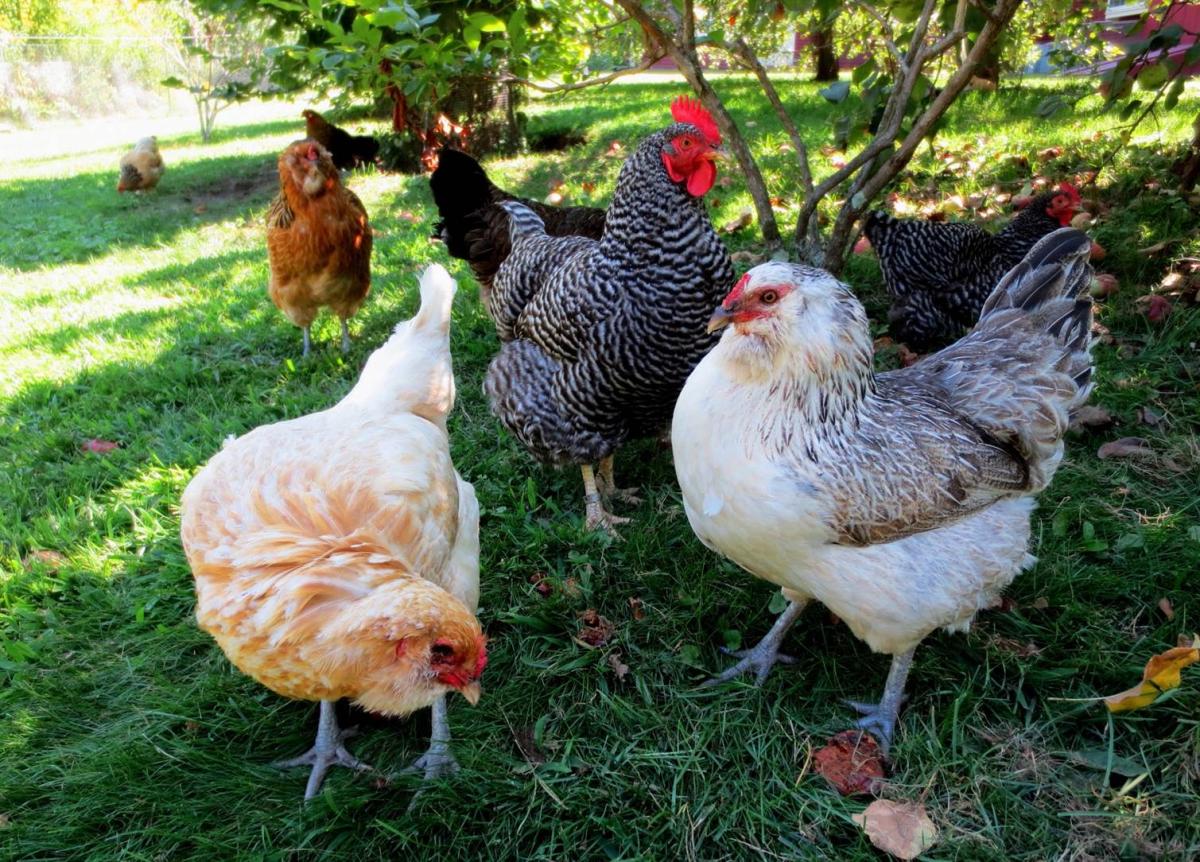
xmin=812 ymin=28 xmax=838 ymax=82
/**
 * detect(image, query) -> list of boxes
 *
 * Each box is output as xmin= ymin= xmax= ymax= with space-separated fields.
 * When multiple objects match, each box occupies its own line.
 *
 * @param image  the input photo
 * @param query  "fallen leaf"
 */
xmin=193 ymin=204 xmax=207 ymax=214
xmin=730 ymin=250 xmax=760 ymax=264
xmin=1158 ymin=598 xmax=1175 ymax=620
xmin=606 ymin=651 xmax=630 ymax=680
xmin=769 ymin=196 xmax=787 ymax=208
xmin=1138 ymin=238 xmax=1178 ymax=256
xmin=394 ymin=210 xmax=420 ymax=224
xmin=813 ymin=731 xmax=886 ymax=796
xmin=1069 ymin=404 xmax=1114 ymax=431
xmin=529 ymin=572 xmax=552 ymax=598
xmin=0 ymin=813 xmax=9 ymax=829
xmin=898 ymin=345 xmax=920 ymax=367
xmin=563 ymin=577 xmax=581 ymax=598
xmin=1037 ymin=146 xmax=1064 ymax=161
xmin=1090 ymin=273 xmax=1119 ymax=297
xmin=1104 ymin=639 xmax=1199 ymax=712
xmin=577 ymin=609 xmax=615 ymax=648
xmin=184 ymin=720 xmax=201 ymax=733
xmin=81 ymin=439 xmax=119 ymax=454
xmin=1097 ymin=437 xmax=1153 ymax=460
xmin=852 ymin=799 xmax=939 ymax=860
xmin=1031 ymin=596 xmax=1050 ymax=610
xmin=716 ymin=175 xmax=735 ymax=188
xmin=513 ymin=727 xmax=547 ymax=765
xmin=722 ymin=209 xmax=754 ymax=234
xmin=1138 ymin=294 xmax=1172 ymax=323
xmin=605 ymin=140 xmax=623 ymax=157
xmin=988 ymin=635 xmax=1042 ymax=658
xmin=1070 ymin=212 xmax=1093 ymax=229
xmin=1137 ymin=405 xmax=1164 ymax=428
xmin=581 ymin=181 xmax=596 ymax=194
xmin=628 ymin=596 xmax=645 ymax=621
xmin=22 ymin=549 xmax=67 ymax=571
xmin=1090 ymin=241 xmax=1106 ymax=261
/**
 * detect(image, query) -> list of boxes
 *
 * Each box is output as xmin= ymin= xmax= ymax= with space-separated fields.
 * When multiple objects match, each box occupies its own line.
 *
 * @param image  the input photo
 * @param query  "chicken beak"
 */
xmin=458 ymin=682 xmax=482 ymax=706
xmin=707 ymin=304 xmax=736 ymax=333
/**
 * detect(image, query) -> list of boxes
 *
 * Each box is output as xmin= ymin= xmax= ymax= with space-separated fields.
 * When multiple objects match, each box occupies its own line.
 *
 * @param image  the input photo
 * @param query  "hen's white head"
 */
xmin=708 ymin=261 xmax=873 ymax=380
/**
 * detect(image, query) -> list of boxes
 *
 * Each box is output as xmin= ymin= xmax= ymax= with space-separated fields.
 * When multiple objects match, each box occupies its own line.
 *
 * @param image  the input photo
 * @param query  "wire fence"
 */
xmin=0 ymin=33 xmax=190 ymax=126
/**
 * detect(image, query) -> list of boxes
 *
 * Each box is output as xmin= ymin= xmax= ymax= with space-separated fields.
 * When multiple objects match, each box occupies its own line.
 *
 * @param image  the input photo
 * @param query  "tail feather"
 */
xmin=497 ymin=201 xmax=547 ymax=243
xmin=430 ymin=148 xmax=499 ymax=223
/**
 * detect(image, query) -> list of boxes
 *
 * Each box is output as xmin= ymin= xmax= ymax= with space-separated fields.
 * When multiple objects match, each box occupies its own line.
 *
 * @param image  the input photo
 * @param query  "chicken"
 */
xmin=672 ymin=229 xmax=1093 ymax=752
xmin=303 ymin=109 xmax=381 ymax=171
xmin=862 ymin=183 xmax=1083 ymax=349
xmin=116 ymin=136 xmax=164 ymax=193
xmin=180 ymin=264 xmax=486 ymax=799
xmin=267 ymin=139 xmax=372 ymax=357
xmin=434 ymin=96 xmax=734 ymax=532
xmin=429 ymin=147 xmax=607 ymax=302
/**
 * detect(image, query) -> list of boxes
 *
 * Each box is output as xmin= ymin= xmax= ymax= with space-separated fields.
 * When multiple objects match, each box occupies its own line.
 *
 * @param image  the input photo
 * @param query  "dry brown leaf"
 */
xmin=722 ymin=209 xmax=754 ymax=234
xmin=1158 ymin=597 xmax=1175 ymax=620
xmin=1138 ymin=294 xmax=1172 ymax=323
xmin=1031 ymin=596 xmax=1050 ymax=610
xmin=1097 ymin=437 xmax=1153 ymax=460
xmin=81 ymin=439 xmax=119 ymax=454
xmin=989 ymin=635 xmax=1042 ymax=658
xmin=1038 ymin=146 xmax=1064 ymax=161
xmin=606 ymin=651 xmax=630 ymax=680
xmin=1090 ymin=273 xmax=1119 ymax=297
xmin=1138 ymin=406 xmax=1164 ymax=428
xmin=1070 ymin=404 xmax=1114 ymax=432
xmin=529 ymin=572 xmax=552 ymax=598
xmin=1104 ymin=639 xmax=1199 ymax=712
xmin=852 ymin=800 xmax=939 ymax=860
xmin=730 ymin=250 xmax=760 ymax=265
xmin=23 ymin=549 xmax=67 ymax=571
xmin=628 ymin=596 xmax=645 ymax=621
xmin=513 ymin=727 xmax=547 ymax=765
xmin=577 ymin=609 xmax=615 ymax=648
xmin=813 ymin=731 xmax=885 ymax=796
xmin=1070 ymin=212 xmax=1094 ymax=229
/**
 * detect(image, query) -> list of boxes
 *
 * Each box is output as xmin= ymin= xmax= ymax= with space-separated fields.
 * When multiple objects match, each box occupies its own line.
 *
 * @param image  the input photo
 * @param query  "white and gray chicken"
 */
xmin=672 ymin=229 xmax=1094 ymax=750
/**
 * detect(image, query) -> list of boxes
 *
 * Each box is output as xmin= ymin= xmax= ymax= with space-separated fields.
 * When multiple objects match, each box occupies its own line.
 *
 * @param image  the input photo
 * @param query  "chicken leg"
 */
xmin=581 ymin=463 xmax=630 ymax=535
xmin=844 ymin=647 xmax=915 ymax=754
xmin=273 ymin=699 xmax=372 ymax=800
xmin=596 ymin=454 xmax=642 ymax=505
xmin=302 ymin=325 xmax=312 ymax=358
xmin=405 ymin=695 xmax=460 ymax=780
xmin=339 ymin=318 xmax=352 ymax=354
xmin=703 ymin=599 xmax=806 ymax=687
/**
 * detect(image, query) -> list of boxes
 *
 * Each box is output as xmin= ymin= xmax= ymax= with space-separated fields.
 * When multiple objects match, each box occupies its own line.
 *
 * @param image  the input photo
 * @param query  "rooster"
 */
xmin=430 ymin=147 xmax=607 ymax=301
xmin=302 ymin=109 xmax=380 ymax=170
xmin=117 ymin=136 xmax=165 ymax=193
xmin=673 ymin=230 xmax=1093 ymax=752
xmin=434 ymin=96 xmax=734 ymax=532
xmin=267 ymin=139 xmax=372 ymax=357
xmin=180 ymin=264 xmax=486 ymax=799
xmin=862 ymin=183 xmax=1083 ymax=349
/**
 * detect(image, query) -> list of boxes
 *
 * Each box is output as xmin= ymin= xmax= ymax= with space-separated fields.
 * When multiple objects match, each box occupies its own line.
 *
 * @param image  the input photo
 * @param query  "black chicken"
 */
xmin=302 ymin=110 xmax=380 ymax=171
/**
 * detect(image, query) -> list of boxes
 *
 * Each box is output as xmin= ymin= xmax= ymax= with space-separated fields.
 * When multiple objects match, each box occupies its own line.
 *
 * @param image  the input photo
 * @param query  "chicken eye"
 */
xmin=760 ymin=290 xmax=779 ymax=305
xmin=681 ymin=137 xmax=693 ymax=148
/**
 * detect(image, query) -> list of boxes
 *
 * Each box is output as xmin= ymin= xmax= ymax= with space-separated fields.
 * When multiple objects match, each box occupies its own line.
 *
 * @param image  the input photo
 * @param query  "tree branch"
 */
xmin=504 ymin=50 xmax=666 ymax=93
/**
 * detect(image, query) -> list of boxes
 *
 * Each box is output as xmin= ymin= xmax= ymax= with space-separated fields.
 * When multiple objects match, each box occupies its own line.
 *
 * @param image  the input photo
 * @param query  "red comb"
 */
xmin=1058 ymin=181 xmax=1080 ymax=203
xmin=671 ymin=95 xmax=721 ymax=146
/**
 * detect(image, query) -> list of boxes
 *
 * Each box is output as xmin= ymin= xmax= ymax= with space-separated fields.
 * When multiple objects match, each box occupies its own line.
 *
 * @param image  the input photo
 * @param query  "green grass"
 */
xmin=2 ymin=76 xmax=1199 ymax=860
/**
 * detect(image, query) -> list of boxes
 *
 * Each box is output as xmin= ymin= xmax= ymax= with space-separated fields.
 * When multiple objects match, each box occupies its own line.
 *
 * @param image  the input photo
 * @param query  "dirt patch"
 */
xmin=182 ymin=162 xmax=278 ymax=209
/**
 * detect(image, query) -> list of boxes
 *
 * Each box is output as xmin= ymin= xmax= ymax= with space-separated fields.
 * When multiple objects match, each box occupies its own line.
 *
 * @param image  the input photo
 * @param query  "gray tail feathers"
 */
xmin=979 ymin=227 xmax=1095 ymax=392
xmin=498 ymin=201 xmax=547 ymax=243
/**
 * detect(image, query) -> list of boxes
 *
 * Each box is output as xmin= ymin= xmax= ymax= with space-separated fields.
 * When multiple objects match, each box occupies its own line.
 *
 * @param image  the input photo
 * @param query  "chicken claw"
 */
xmin=843 ymin=647 xmax=915 ymax=755
xmin=581 ymin=464 xmax=630 ymax=537
xmin=302 ymin=325 xmax=312 ymax=358
xmin=404 ymin=696 xmax=460 ymax=780
xmin=596 ymin=455 xmax=642 ymax=505
xmin=339 ymin=318 xmax=352 ymax=354
xmin=273 ymin=700 xmax=373 ymax=800
xmin=703 ymin=600 xmax=807 ymax=687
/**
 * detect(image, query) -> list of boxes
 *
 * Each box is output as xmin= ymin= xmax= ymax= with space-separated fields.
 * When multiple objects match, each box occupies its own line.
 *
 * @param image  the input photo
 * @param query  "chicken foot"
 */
xmin=273 ymin=699 xmax=373 ymax=800
xmin=404 ymin=695 xmax=460 ymax=780
xmin=339 ymin=318 xmax=351 ymax=354
xmin=596 ymin=455 xmax=642 ymax=505
xmin=301 ymin=326 xmax=312 ymax=358
xmin=844 ymin=647 xmax=915 ymax=755
xmin=581 ymin=463 xmax=630 ymax=535
xmin=703 ymin=599 xmax=806 ymax=687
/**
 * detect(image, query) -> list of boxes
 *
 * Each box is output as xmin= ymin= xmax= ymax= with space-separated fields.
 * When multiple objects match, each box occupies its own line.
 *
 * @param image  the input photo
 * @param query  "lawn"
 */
xmin=1 ymin=77 xmax=1198 ymax=861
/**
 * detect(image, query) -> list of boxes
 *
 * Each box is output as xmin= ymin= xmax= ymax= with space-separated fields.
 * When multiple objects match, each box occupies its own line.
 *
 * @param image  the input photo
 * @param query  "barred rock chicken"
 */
xmin=267 ymin=139 xmax=372 ymax=357
xmin=303 ymin=109 xmax=380 ymax=170
xmin=435 ymin=97 xmax=734 ymax=532
xmin=117 ymin=136 xmax=164 ymax=193
xmin=863 ymin=183 xmax=1082 ymax=349
xmin=180 ymin=265 xmax=486 ymax=798
xmin=673 ymin=229 xmax=1094 ymax=752
xmin=430 ymin=147 xmax=607 ymax=301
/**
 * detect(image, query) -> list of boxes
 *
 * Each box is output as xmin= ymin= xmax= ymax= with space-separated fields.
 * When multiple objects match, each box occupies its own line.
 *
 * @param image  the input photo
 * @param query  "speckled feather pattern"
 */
xmin=480 ymin=124 xmax=735 ymax=465
xmin=180 ymin=267 xmax=482 ymax=717
xmin=673 ymin=230 xmax=1093 ymax=655
xmin=865 ymin=192 xmax=1065 ymax=347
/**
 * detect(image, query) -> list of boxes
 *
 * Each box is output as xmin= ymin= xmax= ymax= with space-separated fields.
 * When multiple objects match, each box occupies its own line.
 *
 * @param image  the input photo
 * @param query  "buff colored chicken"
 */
xmin=267 ymin=139 xmax=372 ymax=357
xmin=180 ymin=264 xmax=485 ymax=799
xmin=117 ymin=136 xmax=165 ymax=192
xmin=673 ymin=230 xmax=1093 ymax=753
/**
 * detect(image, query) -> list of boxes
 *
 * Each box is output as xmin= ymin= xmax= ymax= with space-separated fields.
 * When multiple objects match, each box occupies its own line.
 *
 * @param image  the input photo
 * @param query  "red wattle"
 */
xmin=687 ymin=159 xmax=716 ymax=197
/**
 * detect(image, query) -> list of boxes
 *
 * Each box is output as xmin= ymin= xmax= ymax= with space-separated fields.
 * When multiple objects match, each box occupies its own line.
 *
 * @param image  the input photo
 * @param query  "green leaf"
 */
xmin=852 ymin=59 xmax=876 ymax=84
xmin=768 ymin=591 xmax=789 ymax=615
xmin=463 ymin=24 xmax=481 ymax=51
xmin=467 ymin=11 xmax=506 ymax=32
xmin=1051 ymin=509 xmax=1070 ymax=538
xmin=1114 ymin=532 xmax=1144 ymax=551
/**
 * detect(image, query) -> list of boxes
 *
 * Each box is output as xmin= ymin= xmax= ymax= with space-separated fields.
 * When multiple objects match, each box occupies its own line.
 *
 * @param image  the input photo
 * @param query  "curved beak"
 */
xmin=458 ymin=682 xmax=482 ymax=706
xmin=707 ymin=304 xmax=736 ymax=333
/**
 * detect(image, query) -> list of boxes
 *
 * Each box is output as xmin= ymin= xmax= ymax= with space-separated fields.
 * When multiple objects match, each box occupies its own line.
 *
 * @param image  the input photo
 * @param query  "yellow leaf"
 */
xmin=1104 ymin=640 xmax=1200 ymax=713
xmin=852 ymin=800 xmax=938 ymax=860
